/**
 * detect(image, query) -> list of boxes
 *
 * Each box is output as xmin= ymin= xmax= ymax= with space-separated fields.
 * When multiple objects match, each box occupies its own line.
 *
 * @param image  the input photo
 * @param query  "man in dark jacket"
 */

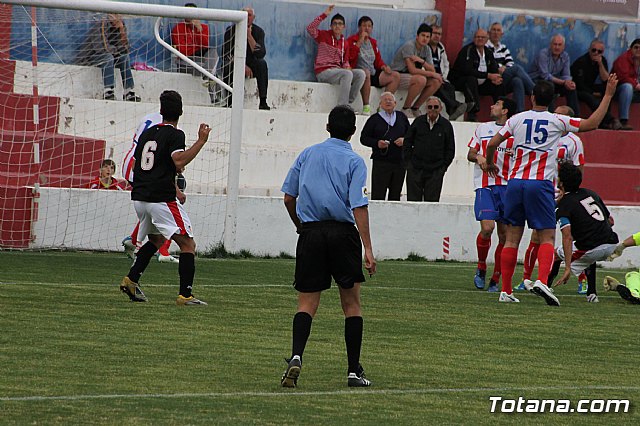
xmin=403 ymin=96 xmax=455 ymax=202
xmin=571 ymin=40 xmax=622 ymax=130
xmin=222 ymin=7 xmax=270 ymax=109
xmin=449 ymin=29 xmax=505 ymax=121
xmin=360 ymin=92 xmax=411 ymax=200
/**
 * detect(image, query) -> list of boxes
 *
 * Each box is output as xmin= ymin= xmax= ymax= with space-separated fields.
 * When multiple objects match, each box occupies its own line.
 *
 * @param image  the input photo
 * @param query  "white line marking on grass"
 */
xmin=3 ymin=385 xmax=640 ymax=402
xmin=0 ymin=281 xmax=624 ymax=299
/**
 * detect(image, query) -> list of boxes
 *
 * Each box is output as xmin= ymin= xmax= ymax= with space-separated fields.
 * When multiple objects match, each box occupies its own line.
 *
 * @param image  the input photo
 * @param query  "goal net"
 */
xmin=0 ymin=0 xmax=246 ymax=254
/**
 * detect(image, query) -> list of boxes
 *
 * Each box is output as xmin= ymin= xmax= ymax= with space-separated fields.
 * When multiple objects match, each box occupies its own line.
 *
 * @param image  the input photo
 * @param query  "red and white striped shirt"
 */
xmin=556 ymin=132 xmax=585 ymax=167
xmin=122 ymin=112 xmax=163 ymax=182
xmin=499 ymin=110 xmax=581 ymax=181
xmin=468 ymin=121 xmax=515 ymax=189
xmin=307 ymin=13 xmax=350 ymax=75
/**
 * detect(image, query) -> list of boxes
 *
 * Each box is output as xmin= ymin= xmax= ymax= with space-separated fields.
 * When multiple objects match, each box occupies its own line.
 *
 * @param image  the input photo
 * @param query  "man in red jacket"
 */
xmin=346 ymin=16 xmax=400 ymax=115
xmin=171 ymin=3 xmax=219 ymax=104
xmin=612 ymin=38 xmax=640 ymax=130
xmin=307 ymin=5 xmax=366 ymax=109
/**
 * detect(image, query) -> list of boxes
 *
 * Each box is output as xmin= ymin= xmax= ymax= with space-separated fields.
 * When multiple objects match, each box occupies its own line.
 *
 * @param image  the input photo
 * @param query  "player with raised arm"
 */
xmin=121 ymin=111 xmax=183 ymax=263
xmin=484 ymin=74 xmax=618 ymax=306
xmin=467 ymin=97 xmax=517 ymax=292
xmin=517 ymin=105 xmax=590 ymax=294
xmin=119 ymin=90 xmax=210 ymax=305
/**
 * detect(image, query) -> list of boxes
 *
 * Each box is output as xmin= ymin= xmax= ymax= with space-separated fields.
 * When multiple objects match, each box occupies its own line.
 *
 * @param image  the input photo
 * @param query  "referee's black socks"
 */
xmin=291 ymin=312 xmax=313 ymax=360
xmin=128 ymin=241 xmax=157 ymax=283
xmin=345 ymin=316 xmax=363 ymax=374
xmin=179 ymin=253 xmax=195 ymax=298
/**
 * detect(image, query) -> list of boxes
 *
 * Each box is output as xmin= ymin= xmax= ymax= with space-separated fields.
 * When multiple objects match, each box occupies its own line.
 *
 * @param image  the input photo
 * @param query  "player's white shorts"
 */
xmin=133 ymin=200 xmax=194 ymax=242
xmin=555 ymin=242 xmax=618 ymax=276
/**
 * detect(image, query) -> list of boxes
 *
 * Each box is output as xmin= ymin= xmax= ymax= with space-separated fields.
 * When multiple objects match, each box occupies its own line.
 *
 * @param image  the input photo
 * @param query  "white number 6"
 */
xmin=140 ymin=141 xmax=157 ymax=171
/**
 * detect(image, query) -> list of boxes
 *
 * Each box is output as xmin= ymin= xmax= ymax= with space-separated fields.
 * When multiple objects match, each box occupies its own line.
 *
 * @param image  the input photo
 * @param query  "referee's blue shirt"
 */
xmin=281 ymin=137 xmax=369 ymax=224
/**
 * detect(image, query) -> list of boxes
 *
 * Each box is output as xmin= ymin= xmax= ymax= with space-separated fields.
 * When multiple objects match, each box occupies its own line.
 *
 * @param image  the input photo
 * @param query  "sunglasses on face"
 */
xmin=590 ymin=48 xmax=604 ymax=54
xmin=426 ymin=105 xmax=440 ymax=110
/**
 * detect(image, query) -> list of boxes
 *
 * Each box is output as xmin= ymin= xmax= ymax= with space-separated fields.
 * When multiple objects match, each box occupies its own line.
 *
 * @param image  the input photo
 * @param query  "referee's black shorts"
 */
xmin=293 ymin=220 xmax=366 ymax=293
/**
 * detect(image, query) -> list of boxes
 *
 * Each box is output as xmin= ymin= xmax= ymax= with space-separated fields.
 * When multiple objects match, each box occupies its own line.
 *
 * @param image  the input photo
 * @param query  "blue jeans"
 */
xmin=615 ymin=83 xmax=640 ymax=120
xmin=502 ymin=65 xmax=535 ymax=112
xmin=100 ymin=53 xmax=134 ymax=91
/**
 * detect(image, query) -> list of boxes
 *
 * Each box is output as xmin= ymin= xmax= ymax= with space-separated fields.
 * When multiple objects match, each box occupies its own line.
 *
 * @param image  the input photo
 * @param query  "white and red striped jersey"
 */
xmin=122 ymin=112 xmax=163 ymax=182
xmin=556 ymin=132 xmax=585 ymax=167
xmin=468 ymin=121 xmax=515 ymax=189
xmin=499 ymin=110 xmax=581 ymax=181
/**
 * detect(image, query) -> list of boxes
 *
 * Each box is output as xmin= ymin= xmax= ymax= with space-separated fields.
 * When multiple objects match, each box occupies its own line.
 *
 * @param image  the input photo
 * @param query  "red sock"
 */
xmin=578 ymin=272 xmax=586 ymax=282
xmin=491 ymin=243 xmax=504 ymax=282
xmin=158 ymin=239 xmax=172 ymax=256
xmin=500 ymin=247 xmax=518 ymax=294
xmin=523 ymin=242 xmax=539 ymax=280
xmin=131 ymin=222 xmax=140 ymax=246
xmin=476 ymin=233 xmax=491 ymax=271
xmin=537 ymin=243 xmax=555 ymax=285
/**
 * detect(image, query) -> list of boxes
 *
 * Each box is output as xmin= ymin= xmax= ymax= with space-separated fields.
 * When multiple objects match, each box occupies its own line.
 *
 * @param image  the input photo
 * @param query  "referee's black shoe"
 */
xmin=348 ymin=364 xmax=372 ymax=387
xmin=281 ymin=356 xmax=301 ymax=388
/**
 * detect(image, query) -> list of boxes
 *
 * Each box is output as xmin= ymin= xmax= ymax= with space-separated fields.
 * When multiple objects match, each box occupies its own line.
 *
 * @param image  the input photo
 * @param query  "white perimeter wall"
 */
xmin=34 ymin=188 xmax=640 ymax=268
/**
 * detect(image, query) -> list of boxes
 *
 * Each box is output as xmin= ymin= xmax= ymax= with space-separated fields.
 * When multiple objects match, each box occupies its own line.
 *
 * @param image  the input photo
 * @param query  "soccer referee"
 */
xmin=280 ymin=105 xmax=376 ymax=388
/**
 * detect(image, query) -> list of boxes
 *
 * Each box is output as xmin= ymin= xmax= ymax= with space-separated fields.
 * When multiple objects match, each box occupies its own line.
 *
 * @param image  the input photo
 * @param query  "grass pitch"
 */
xmin=0 ymin=250 xmax=638 ymax=424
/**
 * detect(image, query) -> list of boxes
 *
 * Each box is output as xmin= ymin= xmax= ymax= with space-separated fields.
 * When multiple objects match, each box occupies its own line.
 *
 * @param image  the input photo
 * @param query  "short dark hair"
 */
xmin=327 ymin=105 xmax=356 ymax=141
xmin=330 ymin=13 xmax=345 ymax=25
xmin=101 ymin=158 xmax=116 ymax=172
xmin=558 ymin=161 xmax=582 ymax=192
xmin=631 ymin=38 xmax=640 ymax=49
xmin=358 ymin=16 xmax=373 ymax=27
xmin=498 ymin=97 xmax=517 ymax=118
xmin=417 ymin=23 xmax=432 ymax=36
xmin=184 ymin=3 xmax=197 ymax=7
xmin=533 ymin=80 xmax=555 ymax=107
xmin=160 ymin=90 xmax=183 ymax=122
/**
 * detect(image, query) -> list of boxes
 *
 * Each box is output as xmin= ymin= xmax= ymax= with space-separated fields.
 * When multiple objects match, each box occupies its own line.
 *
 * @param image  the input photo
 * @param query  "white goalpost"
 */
xmin=0 ymin=0 xmax=247 ymax=253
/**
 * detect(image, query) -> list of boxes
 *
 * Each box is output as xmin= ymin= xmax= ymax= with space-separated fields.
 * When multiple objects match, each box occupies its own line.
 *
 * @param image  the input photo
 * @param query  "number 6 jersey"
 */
xmin=556 ymin=188 xmax=618 ymax=251
xmin=498 ymin=110 xmax=580 ymax=181
xmin=132 ymin=123 xmax=186 ymax=202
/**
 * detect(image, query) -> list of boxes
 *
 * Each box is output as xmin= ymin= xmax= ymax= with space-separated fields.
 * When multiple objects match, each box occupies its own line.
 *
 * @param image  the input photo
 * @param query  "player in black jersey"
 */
xmin=119 ymin=90 xmax=211 ymax=305
xmin=548 ymin=162 xmax=639 ymax=302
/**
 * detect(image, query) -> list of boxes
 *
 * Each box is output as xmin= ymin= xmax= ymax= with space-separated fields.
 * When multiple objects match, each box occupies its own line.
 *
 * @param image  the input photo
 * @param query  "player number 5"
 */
xmin=580 ymin=196 xmax=605 ymax=221
xmin=140 ymin=140 xmax=157 ymax=171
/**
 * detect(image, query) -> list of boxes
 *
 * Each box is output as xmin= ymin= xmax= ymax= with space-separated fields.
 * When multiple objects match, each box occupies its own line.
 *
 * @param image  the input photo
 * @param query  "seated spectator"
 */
xmin=403 ymin=96 xmax=455 ymax=202
xmin=222 ymin=7 xmax=270 ymax=110
xmin=88 ymin=159 xmax=126 ymax=190
xmin=529 ymin=34 xmax=579 ymax=114
xmin=171 ymin=3 xmax=219 ymax=104
xmin=76 ymin=14 xmax=140 ymax=102
xmin=449 ymin=29 xmax=505 ymax=122
xmin=390 ymin=23 xmax=443 ymax=118
xmin=427 ymin=24 xmax=468 ymax=121
xmin=612 ymin=38 xmax=640 ymax=130
xmin=347 ymin=16 xmax=400 ymax=115
xmin=571 ymin=40 xmax=622 ymax=130
xmin=486 ymin=22 xmax=535 ymax=113
xmin=307 ymin=5 xmax=365 ymax=109
xmin=360 ymin=92 xmax=410 ymax=200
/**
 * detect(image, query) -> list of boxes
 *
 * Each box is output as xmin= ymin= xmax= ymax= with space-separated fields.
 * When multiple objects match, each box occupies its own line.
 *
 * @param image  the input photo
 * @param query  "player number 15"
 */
xmin=523 ymin=119 xmax=548 ymax=144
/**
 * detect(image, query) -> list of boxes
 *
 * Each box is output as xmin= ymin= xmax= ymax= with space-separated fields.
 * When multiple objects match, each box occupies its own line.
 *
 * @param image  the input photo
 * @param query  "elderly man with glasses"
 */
xmin=571 ymin=40 xmax=623 ymax=130
xmin=403 ymin=96 xmax=455 ymax=202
